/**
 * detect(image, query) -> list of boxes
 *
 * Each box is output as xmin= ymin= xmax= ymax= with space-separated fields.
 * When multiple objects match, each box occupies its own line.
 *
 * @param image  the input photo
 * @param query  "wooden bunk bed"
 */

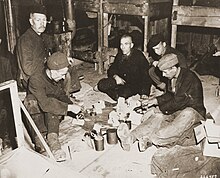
xmin=171 ymin=0 xmax=220 ymax=48
xmin=73 ymin=0 xmax=172 ymax=73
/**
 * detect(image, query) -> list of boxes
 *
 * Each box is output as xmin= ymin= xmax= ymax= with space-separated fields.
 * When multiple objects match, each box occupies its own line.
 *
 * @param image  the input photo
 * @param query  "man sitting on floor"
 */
xmin=117 ymin=53 xmax=206 ymax=151
xmin=147 ymin=34 xmax=188 ymax=91
xmin=25 ymin=52 xmax=81 ymax=161
xmin=95 ymin=34 xmax=152 ymax=101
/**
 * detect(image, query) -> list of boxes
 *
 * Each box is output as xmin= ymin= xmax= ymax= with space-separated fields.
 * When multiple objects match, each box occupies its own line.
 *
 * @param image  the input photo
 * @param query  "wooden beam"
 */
xmin=172 ymin=6 xmax=220 ymax=28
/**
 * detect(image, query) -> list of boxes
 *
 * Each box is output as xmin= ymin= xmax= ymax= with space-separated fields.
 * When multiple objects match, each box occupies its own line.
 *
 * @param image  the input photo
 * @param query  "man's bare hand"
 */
xmin=67 ymin=104 xmax=81 ymax=114
xmin=113 ymin=75 xmax=126 ymax=85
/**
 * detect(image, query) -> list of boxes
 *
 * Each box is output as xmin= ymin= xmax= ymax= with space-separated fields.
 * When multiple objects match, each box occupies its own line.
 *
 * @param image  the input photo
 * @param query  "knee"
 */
xmin=97 ymin=78 xmax=115 ymax=92
xmin=148 ymin=67 xmax=155 ymax=77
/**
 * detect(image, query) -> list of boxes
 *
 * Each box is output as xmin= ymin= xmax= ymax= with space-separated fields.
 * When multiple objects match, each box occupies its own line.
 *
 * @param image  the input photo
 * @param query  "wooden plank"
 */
xmin=74 ymin=1 xmax=100 ymax=12
xmin=172 ymin=6 xmax=220 ymax=28
xmin=103 ymin=2 xmax=171 ymax=17
xmin=106 ymin=0 xmax=171 ymax=4
xmin=20 ymin=100 xmax=56 ymax=161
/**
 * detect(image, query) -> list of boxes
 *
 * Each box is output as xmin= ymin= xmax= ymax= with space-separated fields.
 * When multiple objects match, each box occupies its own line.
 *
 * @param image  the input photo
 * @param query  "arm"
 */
xmin=29 ymin=75 xmax=68 ymax=116
xmin=156 ymin=72 xmax=197 ymax=114
xmin=18 ymin=36 xmax=45 ymax=77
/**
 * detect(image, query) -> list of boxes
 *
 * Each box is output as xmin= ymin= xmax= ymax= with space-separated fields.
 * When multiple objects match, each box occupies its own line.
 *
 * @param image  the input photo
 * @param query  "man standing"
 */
xmin=96 ymin=34 xmax=152 ymax=100
xmin=17 ymin=5 xmax=48 ymax=88
xmin=117 ymin=53 xmax=206 ymax=151
xmin=25 ymin=52 xmax=81 ymax=161
xmin=147 ymin=34 xmax=188 ymax=91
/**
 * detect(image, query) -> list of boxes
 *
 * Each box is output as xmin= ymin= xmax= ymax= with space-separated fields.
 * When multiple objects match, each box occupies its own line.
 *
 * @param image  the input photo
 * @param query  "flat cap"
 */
xmin=47 ymin=52 xmax=69 ymax=70
xmin=147 ymin=34 xmax=165 ymax=48
xmin=158 ymin=53 xmax=179 ymax=71
xmin=30 ymin=4 xmax=47 ymax=15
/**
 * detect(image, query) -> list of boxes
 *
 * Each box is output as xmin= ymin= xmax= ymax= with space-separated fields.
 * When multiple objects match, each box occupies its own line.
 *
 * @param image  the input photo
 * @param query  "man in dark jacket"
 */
xmin=117 ymin=53 xmax=206 ymax=151
xmin=17 ymin=5 xmax=81 ymax=94
xmin=17 ymin=5 xmax=48 ymax=88
xmin=25 ymin=52 xmax=81 ymax=161
xmin=96 ymin=34 xmax=152 ymax=101
xmin=147 ymin=34 xmax=188 ymax=91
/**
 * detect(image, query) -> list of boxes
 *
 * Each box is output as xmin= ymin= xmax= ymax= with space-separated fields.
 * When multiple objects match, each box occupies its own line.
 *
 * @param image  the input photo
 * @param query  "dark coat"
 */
xmin=17 ymin=28 xmax=48 ymax=83
xmin=157 ymin=68 xmax=206 ymax=118
xmin=28 ymin=68 xmax=72 ymax=116
xmin=107 ymin=48 xmax=152 ymax=95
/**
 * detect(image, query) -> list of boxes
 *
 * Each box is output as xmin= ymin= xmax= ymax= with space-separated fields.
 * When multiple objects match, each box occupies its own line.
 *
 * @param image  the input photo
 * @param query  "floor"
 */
xmin=56 ymin=61 xmax=220 ymax=178
xmin=2 ymin=61 xmax=219 ymax=177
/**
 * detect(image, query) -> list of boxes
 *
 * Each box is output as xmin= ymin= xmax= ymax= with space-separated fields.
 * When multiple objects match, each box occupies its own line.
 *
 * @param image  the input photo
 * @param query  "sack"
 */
xmin=151 ymin=145 xmax=220 ymax=178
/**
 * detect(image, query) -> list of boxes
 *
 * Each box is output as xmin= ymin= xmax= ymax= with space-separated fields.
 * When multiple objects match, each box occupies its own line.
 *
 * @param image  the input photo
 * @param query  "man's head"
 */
xmin=47 ymin=52 xmax=69 ymax=82
xmin=158 ymin=53 xmax=179 ymax=79
xmin=29 ymin=5 xmax=47 ymax=35
xmin=120 ymin=34 xmax=134 ymax=56
xmin=148 ymin=34 xmax=166 ymax=56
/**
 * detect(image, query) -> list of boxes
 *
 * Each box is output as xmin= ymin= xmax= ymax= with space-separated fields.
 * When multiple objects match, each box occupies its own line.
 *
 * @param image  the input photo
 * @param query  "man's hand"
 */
xmin=142 ymin=98 xmax=158 ymax=108
xmin=67 ymin=104 xmax=81 ymax=114
xmin=113 ymin=75 xmax=126 ymax=85
xmin=213 ymin=51 xmax=220 ymax=56
xmin=152 ymin=61 xmax=159 ymax=67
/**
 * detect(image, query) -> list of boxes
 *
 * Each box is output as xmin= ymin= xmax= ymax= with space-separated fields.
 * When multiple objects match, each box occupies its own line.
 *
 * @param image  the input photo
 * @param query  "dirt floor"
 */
xmin=3 ymin=61 xmax=220 ymax=177
xmin=57 ymin=61 xmax=220 ymax=178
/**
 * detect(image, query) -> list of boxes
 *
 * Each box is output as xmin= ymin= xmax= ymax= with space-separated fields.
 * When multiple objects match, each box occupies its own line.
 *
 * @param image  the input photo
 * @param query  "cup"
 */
xmin=107 ymin=128 xmax=118 ymax=144
xmin=125 ymin=120 xmax=132 ymax=130
xmin=94 ymin=135 xmax=104 ymax=151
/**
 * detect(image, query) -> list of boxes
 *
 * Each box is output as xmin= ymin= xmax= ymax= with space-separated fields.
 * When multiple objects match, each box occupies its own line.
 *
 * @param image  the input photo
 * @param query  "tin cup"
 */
xmin=94 ymin=135 xmax=104 ymax=151
xmin=107 ymin=128 xmax=118 ymax=144
xmin=125 ymin=120 xmax=132 ymax=130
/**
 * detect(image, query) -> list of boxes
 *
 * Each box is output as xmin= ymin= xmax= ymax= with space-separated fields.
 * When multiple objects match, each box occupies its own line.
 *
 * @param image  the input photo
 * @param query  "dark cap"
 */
xmin=30 ymin=4 xmax=47 ymax=15
xmin=47 ymin=52 xmax=69 ymax=70
xmin=147 ymin=34 xmax=165 ymax=48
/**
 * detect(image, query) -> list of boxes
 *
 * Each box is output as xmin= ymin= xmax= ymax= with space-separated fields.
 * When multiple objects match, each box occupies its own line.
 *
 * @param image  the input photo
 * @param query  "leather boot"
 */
xmin=47 ymin=133 xmax=66 ymax=161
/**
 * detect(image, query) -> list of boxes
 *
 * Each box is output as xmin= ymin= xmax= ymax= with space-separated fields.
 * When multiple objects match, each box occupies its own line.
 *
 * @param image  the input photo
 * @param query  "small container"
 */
xmin=215 ymin=85 xmax=219 ymax=97
xmin=107 ymin=128 xmax=118 ymax=144
xmin=94 ymin=135 xmax=104 ymax=151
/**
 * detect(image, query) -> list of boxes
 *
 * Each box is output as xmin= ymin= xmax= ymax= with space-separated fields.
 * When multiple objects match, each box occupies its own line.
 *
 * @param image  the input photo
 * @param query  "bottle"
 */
xmin=215 ymin=85 xmax=219 ymax=97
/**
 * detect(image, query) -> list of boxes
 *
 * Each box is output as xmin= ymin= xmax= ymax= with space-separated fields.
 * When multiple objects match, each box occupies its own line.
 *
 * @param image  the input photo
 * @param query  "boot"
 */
xmin=34 ymin=136 xmax=46 ymax=154
xmin=47 ymin=133 xmax=66 ymax=162
xmin=117 ymin=123 xmax=134 ymax=151
xmin=138 ymin=137 xmax=152 ymax=152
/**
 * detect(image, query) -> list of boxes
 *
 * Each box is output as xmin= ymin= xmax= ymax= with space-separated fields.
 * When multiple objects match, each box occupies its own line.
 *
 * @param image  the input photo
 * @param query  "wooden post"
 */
xmin=171 ymin=0 xmax=179 ymax=48
xmin=143 ymin=16 xmax=149 ymax=53
xmin=3 ymin=0 xmax=16 ymax=53
xmin=97 ymin=0 xmax=104 ymax=74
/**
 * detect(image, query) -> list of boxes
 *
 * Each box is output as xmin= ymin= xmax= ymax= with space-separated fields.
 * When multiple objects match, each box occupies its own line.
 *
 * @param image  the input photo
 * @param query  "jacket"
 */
xmin=156 ymin=68 xmax=206 ymax=117
xmin=28 ymin=68 xmax=72 ymax=116
xmin=17 ymin=28 xmax=48 ymax=83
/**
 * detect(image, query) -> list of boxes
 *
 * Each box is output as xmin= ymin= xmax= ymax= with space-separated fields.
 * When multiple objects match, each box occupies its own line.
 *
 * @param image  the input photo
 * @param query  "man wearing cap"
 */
xmin=117 ymin=53 xmax=206 ymax=151
xmin=17 ymin=4 xmax=48 ymax=88
xmin=147 ymin=34 xmax=188 ymax=91
xmin=25 ymin=52 xmax=81 ymax=161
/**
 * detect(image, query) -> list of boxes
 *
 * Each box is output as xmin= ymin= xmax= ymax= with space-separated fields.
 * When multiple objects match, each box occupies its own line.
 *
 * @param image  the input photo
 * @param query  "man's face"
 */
xmin=50 ymin=67 xmax=69 ymax=82
xmin=152 ymin=41 xmax=166 ymax=56
xmin=162 ymin=67 xmax=177 ymax=79
xmin=120 ymin=36 xmax=134 ymax=55
xmin=29 ymin=13 xmax=47 ymax=35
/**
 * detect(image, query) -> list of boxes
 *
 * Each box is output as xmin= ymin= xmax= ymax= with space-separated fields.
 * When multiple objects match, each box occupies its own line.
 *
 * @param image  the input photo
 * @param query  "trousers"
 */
xmin=131 ymin=107 xmax=204 ymax=147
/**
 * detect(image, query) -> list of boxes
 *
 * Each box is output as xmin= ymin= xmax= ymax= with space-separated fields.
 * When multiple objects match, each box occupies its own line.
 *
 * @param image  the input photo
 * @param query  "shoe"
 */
xmin=34 ymin=136 xmax=46 ymax=154
xmin=138 ymin=137 xmax=152 ymax=152
xmin=93 ymin=85 xmax=99 ymax=92
xmin=117 ymin=123 xmax=133 ymax=151
xmin=47 ymin=133 xmax=66 ymax=162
